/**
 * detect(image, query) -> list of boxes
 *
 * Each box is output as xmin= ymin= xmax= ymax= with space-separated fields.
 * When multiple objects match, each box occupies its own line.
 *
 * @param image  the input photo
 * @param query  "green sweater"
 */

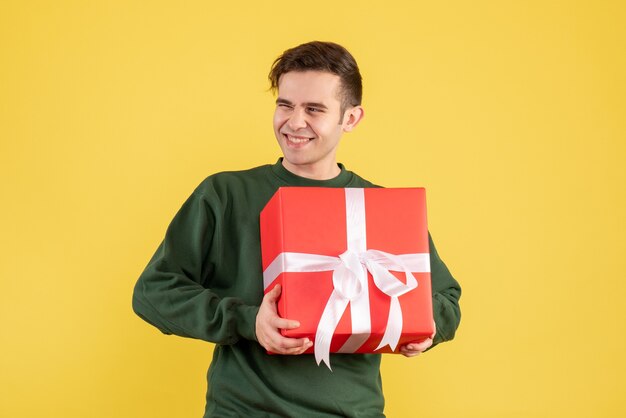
xmin=132 ymin=159 xmax=461 ymax=417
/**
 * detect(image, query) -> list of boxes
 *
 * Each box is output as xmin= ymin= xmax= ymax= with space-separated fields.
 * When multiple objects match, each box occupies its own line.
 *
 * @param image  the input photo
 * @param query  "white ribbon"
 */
xmin=262 ymin=188 xmax=430 ymax=369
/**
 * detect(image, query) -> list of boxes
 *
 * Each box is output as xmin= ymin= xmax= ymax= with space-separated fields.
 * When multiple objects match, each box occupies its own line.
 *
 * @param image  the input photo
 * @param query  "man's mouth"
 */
xmin=284 ymin=134 xmax=313 ymax=145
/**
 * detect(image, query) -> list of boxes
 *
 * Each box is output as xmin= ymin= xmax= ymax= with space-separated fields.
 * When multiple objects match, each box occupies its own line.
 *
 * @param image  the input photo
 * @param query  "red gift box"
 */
xmin=260 ymin=187 xmax=434 ymax=368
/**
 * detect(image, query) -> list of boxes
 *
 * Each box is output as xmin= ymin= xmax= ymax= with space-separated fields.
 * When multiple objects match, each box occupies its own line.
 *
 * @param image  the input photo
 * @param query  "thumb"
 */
xmin=266 ymin=284 xmax=282 ymax=302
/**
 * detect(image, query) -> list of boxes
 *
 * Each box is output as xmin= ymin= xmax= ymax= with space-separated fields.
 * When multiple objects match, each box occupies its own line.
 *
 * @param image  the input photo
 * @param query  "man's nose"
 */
xmin=287 ymin=108 xmax=307 ymax=130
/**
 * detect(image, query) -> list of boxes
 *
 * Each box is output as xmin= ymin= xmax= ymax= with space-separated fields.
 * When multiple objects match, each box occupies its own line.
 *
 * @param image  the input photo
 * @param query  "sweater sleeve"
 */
xmin=428 ymin=232 xmax=462 ymax=346
xmin=132 ymin=189 xmax=259 ymax=345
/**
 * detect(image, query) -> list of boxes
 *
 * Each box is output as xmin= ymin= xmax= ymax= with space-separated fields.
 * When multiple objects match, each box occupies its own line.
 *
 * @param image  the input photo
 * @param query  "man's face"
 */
xmin=273 ymin=70 xmax=362 ymax=179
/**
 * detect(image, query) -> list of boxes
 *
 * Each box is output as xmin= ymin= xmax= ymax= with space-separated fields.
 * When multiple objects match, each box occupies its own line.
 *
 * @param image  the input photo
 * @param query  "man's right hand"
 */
xmin=255 ymin=284 xmax=313 ymax=355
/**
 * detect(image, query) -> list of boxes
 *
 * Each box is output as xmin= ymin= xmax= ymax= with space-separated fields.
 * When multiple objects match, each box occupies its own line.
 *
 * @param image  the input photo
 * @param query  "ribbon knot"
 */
xmin=333 ymin=250 xmax=368 ymax=300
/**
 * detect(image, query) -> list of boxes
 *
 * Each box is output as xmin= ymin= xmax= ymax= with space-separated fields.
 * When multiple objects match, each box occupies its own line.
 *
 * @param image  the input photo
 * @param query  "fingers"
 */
xmin=399 ymin=337 xmax=433 ymax=358
xmin=262 ymin=286 xmax=301 ymax=328
xmin=266 ymin=283 xmax=281 ymax=299
xmin=271 ymin=316 xmax=301 ymax=330
xmin=408 ymin=337 xmax=433 ymax=352
xmin=256 ymin=284 xmax=313 ymax=355
xmin=259 ymin=327 xmax=313 ymax=355
xmin=267 ymin=335 xmax=313 ymax=355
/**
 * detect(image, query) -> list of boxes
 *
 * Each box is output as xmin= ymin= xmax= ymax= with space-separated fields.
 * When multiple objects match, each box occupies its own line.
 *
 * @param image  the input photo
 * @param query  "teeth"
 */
xmin=287 ymin=135 xmax=311 ymax=144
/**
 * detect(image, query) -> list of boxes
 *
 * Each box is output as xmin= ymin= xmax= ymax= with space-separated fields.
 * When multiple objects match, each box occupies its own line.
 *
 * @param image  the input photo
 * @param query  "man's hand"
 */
xmin=256 ymin=284 xmax=313 ymax=355
xmin=399 ymin=321 xmax=436 ymax=357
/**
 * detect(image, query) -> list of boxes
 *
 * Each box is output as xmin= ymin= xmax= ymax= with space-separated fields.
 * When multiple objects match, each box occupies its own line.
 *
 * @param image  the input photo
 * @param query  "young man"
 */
xmin=133 ymin=41 xmax=461 ymax=417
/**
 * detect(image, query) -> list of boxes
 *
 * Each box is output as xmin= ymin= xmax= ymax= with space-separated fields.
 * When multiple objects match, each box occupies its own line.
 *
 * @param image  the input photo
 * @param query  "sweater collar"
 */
xmin=270 ymin=158 xmax=353 ymax=187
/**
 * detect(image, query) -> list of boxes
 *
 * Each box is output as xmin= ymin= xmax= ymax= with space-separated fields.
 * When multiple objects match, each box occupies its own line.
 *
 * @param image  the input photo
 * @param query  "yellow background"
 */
xmin=1 ymin=1 xmax=625 ymax=417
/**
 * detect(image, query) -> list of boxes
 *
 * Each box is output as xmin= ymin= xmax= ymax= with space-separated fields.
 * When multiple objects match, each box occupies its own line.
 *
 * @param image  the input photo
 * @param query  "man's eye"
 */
xmin=307 ymin=107 xmax=322 ymax=113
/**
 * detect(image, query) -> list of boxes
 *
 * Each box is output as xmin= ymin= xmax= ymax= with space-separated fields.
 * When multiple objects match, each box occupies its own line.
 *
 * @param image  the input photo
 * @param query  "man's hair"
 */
xmin=268 ymin=41 xmax=363 ymax=112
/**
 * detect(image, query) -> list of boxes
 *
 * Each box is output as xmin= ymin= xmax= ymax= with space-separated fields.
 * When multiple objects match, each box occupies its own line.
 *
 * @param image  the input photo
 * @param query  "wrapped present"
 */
xmin=260 ymin=187 xmax=434 ymax=368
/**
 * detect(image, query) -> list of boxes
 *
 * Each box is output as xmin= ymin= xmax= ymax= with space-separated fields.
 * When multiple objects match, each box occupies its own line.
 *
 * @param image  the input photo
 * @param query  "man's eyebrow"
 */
xmin=276 ymin=98 xmax=293 ymax=105
xmin=275 ymin=98 xmax=328 ymax=110
xmin=304 ymin=102 xmax=328 ymax=110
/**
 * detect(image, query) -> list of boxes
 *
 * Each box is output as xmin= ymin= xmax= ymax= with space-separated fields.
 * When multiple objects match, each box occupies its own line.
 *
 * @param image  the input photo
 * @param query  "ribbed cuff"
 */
xmin=235 ymin=304 xmax=261 ymax=342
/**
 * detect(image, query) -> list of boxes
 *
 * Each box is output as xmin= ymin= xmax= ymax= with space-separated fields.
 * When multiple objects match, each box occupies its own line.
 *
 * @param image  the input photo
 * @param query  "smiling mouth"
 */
xmin=284 ymin=134 xmax=314 ymax=145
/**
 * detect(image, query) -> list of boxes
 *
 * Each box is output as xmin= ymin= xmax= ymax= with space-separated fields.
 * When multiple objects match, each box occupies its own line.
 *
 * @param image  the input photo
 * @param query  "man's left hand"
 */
xmin=399 ymin=338 xmax=433 ymax=357
xmin=399 ymin=322 xmax=436 ymax=357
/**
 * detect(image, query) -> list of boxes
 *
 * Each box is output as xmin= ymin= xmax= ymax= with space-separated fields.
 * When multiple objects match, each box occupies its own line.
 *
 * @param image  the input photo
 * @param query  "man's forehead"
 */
xmin=277 ymin=71 xmax=342 ymax=104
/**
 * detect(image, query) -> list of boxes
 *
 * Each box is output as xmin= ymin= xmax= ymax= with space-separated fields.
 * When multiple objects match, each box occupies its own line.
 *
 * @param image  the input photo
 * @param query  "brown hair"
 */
xmin=268 ymin=41 xmax=363 ymax=112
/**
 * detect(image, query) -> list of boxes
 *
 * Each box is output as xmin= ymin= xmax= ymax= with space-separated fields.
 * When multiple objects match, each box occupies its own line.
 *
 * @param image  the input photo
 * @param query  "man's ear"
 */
xmin=342 ymin=106 xmax=365 ymax=132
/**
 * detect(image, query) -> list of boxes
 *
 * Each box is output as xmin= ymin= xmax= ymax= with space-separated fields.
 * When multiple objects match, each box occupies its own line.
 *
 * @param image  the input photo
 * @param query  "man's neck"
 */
xmin=281 ymin=159 xmax=341 ymax=180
